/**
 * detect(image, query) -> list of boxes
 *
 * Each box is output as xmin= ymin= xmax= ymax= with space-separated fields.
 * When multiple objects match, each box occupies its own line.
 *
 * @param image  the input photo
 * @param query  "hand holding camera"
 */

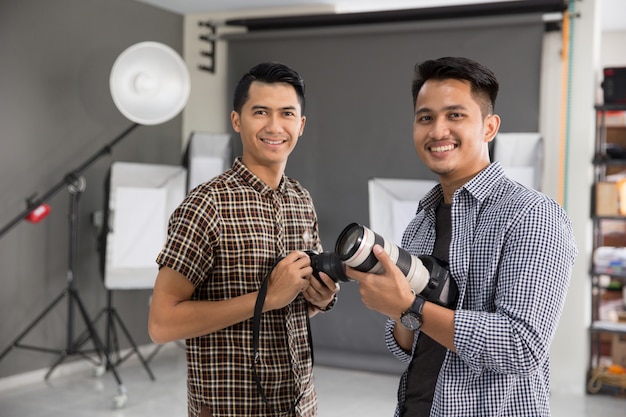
xmin=265 ymin=251 xmax=314 ymax=311
xmin=308 ymin=223 xmax=458 ymax=308
xmin=345 ymin=244 xmax=418 ymax=319
xmin=269 ymin=223 xmax=458 ymax=313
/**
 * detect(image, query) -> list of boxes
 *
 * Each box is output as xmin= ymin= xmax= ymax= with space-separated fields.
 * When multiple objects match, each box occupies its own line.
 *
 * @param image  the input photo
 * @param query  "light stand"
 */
xmin=0 ymin=41 xmax=190 ymax=409
xmin=0 ymin=123 xmax=138 ymax=406
xmin=75 ymin=290 xmax=156 ymax=381
xmin=75 ymin=161 xmax=187 ymax=381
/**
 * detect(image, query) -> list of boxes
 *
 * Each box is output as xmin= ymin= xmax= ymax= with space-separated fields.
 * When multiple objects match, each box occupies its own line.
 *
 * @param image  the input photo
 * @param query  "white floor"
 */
xmin=0 ymin=343 xmax=624 ymax=417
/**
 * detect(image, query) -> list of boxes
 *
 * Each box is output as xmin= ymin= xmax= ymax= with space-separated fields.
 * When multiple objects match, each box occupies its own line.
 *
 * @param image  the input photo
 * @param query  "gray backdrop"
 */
xmin=226 ymin=14 xmax=545 ymax=373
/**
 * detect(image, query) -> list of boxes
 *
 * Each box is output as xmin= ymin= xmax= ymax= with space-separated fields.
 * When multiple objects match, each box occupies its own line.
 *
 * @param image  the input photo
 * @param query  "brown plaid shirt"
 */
xmin=157 ymin=157 xmax=321 ymax=417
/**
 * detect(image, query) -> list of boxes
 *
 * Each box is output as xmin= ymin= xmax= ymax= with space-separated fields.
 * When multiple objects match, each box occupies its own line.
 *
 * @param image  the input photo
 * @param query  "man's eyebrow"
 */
xmin=250 ymin=105 xmax=297 ymax=111
xmin=415 ymin=105 xmax=467 ymax=114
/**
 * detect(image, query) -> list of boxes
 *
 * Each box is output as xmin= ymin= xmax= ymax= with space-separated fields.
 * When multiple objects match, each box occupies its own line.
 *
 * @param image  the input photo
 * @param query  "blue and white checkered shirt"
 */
xmin=385 ymin=162 xmax=578 ymax=417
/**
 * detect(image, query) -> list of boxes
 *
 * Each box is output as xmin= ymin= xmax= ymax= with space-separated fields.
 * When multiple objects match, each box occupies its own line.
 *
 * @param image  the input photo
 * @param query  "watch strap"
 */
xmin=410 ymin=294 xmax=426 ymax=318
xmin=312 ymin=294 xmax=338 ymax=313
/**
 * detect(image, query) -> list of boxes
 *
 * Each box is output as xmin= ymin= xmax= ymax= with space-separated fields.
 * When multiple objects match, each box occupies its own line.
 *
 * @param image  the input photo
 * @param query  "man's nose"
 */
xmin=429 ymin=118 xmax=450 ymax=139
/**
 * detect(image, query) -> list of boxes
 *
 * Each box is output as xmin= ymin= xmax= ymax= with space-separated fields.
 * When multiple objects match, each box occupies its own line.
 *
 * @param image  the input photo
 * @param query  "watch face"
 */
xmin=400 ymin=312 xmax=422 ymax=330
xmin=400 ymin=295 xmax=425 ymax=330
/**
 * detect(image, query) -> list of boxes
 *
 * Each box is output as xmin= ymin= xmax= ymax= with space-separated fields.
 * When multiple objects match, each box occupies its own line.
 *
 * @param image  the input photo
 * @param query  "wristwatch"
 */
xmin=312 ymin=294 xmax=338 ymax=313
xmin=400 ymin=295 xmax=426 ymax=330
xmin=320 ymin=294 xmax=338 ymax=312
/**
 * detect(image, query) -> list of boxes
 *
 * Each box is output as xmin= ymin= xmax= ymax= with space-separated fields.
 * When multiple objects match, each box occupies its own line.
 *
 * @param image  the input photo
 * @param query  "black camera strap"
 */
xmin=251 ymin=264 xmax=314 ymax=415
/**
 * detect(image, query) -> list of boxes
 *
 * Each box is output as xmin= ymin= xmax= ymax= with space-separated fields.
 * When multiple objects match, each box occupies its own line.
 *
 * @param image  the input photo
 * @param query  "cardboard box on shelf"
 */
xmin=596 ymin=182 xmax=619 ymax=216
xmin=613 ymin=333 xmax=626 ymax=367
xmin=605 ymin=110 xmax=626 ymax=126
xmin=612 ymin=310 xmax=626 ymax=367
xmin=600 ymin=220 xmax=626 ymax=246
xmin=607 ymin=126 xmax=626 ymax=151
xmin=620 ymin=179 xmax=626 ymax=216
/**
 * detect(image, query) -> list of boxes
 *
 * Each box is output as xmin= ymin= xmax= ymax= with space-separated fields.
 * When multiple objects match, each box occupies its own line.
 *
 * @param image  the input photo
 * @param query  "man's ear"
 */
xmin=231 ymin=111 xmax=241 ymax=132
xmin=484 ymin=114 xmax=501 ymax=143
xmin=299 ymin=116 xmax=306 ymax=137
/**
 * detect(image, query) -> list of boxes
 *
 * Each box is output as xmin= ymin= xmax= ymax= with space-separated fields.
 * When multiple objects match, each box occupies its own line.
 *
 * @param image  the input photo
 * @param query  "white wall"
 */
xmin=601 ymin=30 xmax=626 ymax=67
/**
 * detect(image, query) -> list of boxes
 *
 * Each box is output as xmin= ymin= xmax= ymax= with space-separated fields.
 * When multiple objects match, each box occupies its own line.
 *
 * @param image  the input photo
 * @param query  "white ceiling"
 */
xmin=133 ymin=0 xmax=626 ymax=32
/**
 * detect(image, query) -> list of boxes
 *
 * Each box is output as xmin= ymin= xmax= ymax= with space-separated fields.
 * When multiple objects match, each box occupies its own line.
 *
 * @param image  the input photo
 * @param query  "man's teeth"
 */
xmin=262 ymin=139 xmax=283 ymax=145
xmin=431 ymin=144 xmax=455 ymax=152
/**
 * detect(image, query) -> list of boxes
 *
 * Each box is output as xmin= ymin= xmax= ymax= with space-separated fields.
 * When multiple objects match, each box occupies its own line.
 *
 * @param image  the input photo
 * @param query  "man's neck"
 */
xmin=241 ymin=158 xmax=285 ymax=190
xmin=439 ymin=164 xmax=490 ymax=204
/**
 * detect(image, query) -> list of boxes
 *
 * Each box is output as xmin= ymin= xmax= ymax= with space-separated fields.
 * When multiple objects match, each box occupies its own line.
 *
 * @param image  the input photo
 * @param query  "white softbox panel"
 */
xmin=493 ymin=132 xmax=542 ymax=190
xmin=186 ymin=131 xmax=231 ymax=192
xmin=104 ymin=162 xmax=186 ymax=289
xmin=368 ymin=178 xmax=437 ymax=246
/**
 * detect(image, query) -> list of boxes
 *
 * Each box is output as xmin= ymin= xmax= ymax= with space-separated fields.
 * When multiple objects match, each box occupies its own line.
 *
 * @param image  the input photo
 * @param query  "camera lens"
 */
xmin=335 ymin=223 xmax=430 ymax=294
xmin=309 ymin=251 xmax=350 ymax=283
xmin=335 ymin=223 xmax=385 ymax=274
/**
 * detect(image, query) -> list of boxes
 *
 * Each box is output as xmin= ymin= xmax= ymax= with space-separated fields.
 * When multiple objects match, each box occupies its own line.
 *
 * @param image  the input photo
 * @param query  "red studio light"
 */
xmin=25 ymin=203 xmax=51 ymax=223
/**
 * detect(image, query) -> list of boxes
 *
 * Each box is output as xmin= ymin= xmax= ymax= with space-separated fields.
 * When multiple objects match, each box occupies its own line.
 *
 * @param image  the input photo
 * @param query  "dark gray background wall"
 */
xmin=227 ymin=15 xmax=544 ymax=373
xmin=0 ymin=0 xmax=183 ymax=378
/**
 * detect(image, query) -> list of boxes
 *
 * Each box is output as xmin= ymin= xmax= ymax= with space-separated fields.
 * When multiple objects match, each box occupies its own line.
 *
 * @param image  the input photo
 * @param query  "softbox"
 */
xmin=493 ymin=132 xmax=543 ymax=190
xmin=368 ymin=178 xmax=437 ymax=246
xmin=101 ymin=162 xmax=186 ymax=290
xmin=184 ymin=131 xmax=231 ymax=192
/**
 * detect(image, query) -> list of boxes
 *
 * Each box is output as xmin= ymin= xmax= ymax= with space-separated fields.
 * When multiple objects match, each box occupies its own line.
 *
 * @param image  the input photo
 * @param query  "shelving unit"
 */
xmin=588 ymin=104 xmax=626 ymax=395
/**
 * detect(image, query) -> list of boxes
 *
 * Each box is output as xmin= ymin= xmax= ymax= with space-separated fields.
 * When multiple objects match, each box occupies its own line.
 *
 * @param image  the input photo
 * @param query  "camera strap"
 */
xmin=251 ymin=263 xmax=314 ymax=414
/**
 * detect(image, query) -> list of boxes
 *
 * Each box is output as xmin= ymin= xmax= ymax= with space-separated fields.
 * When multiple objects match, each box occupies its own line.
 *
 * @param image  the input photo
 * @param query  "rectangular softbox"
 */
xmin=185 ymin=131 xmax=231 ymax=192
xmin=493 ymin=132 xmax=542 ymax=190
xmin=103 ymin=162 xmax=186 ymax=290
xmin=368 ymin=178 xmax=437 ymax=246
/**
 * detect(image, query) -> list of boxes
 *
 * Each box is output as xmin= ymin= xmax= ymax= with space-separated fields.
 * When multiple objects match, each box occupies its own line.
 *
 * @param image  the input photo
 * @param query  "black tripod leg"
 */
xmin=146 ymin=343 xmax=163 ymax=363
xmin=70 ymin=289 xmax=128 ymax=408
xmin=111 ymin=309 xmax=156 ymax=381
xmin=0 ymin=291 xmax=66 ymax=361
xmin=45 ymin=350 xmax=70 ymax=380
xmin=71 ymin=308 xmax=107 ymax=364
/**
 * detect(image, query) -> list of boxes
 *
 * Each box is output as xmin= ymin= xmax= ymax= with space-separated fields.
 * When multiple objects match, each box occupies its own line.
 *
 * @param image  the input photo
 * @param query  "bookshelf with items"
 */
xmin=589 ymin=103 xmax=626 ymax=395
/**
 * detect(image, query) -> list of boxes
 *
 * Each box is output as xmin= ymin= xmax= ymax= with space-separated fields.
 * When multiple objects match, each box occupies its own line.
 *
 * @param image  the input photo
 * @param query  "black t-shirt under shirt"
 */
xmin=401 ymin=202 xmax=451 ymax=417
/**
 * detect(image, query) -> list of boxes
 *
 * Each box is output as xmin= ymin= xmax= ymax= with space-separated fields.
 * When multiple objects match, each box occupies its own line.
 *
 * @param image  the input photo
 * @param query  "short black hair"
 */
xmin=232 ymin=62 xmax=306 ymax=114
xmin=411 ymin=57 xmax=499 ymax=117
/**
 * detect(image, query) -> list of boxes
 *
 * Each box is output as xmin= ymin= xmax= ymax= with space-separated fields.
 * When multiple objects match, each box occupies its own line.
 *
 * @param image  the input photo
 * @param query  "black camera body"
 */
xmin=414 ymin=254 xmax=458 ymax=308
xmin=305 ymin=250 xmax=350 ymax=284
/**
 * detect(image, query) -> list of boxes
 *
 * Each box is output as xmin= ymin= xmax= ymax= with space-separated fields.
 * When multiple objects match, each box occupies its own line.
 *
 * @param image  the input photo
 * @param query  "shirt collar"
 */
xmin=418 ymin=161 xmax=506 ymax=211
xmin=232 ymin=157 xmax=287 ymax=196
xmin=460 ymin=161 xmax=506 ymax=203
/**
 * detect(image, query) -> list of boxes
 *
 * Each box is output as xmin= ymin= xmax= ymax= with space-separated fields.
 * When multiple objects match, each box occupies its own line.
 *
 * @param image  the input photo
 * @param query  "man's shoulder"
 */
xmin=487 ymin=179 xmax=570 ymax=226
xmin=194 ymin=168 xmax=240 ymax=190
xmin=283 ymin=176 xmax=312 ymax=197
xmin=183 ymin=169 xmax=242 ymax=205
xmin=498 ymin=179 xmax=557 ymax=207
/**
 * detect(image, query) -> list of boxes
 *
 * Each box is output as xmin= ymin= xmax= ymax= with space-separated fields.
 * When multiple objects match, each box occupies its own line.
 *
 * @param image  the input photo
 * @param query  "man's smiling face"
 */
xmin=413 ymin=78 xmax=499 ymax=186
xmin=232 ymin=81 xmax=306 ymax=173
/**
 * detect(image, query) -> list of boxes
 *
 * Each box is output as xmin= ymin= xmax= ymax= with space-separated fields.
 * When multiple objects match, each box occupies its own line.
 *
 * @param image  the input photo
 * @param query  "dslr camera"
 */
xmin=290 ymin=223 xmax=458 ymax=309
